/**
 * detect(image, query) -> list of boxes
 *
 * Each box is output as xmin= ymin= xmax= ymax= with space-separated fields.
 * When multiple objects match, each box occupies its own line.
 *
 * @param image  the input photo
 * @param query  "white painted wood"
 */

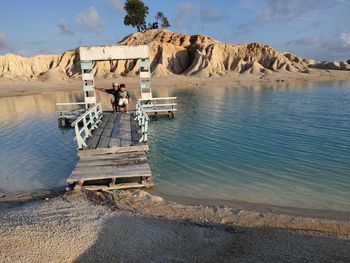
xmin=141 ymin=93 xmax=153 ymax=100
xmin=79 ymin=45 xmax=149 ymax=60
xmin=82 ymin=73 xmax=94 ymax=80
xmin=85 ymin=97 xmax=96 ymax=104
xmin=140 ymin=71 xmax=150 ymax=79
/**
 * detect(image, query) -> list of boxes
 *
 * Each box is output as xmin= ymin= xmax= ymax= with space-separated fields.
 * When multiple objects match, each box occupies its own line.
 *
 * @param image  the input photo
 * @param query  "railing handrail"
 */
xmin=72 ymin=103 xmax=103 ymax=149
xmin=56 ymin=102 xmax=89 ymax=106
xmin=71 ymin=104 xmax=101 ymax=127
xmin=137 ymin=102 xmax=150 ymax=121
xmin=138 ymin=97 xmax=177 ymax=101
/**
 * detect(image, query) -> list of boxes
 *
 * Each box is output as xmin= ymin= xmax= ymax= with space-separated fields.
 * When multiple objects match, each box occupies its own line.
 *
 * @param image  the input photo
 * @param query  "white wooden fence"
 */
xmin=135 ymin=101 xmax=150 ymax=142
xmin=71 ymin=103 xmax=103 ymax=149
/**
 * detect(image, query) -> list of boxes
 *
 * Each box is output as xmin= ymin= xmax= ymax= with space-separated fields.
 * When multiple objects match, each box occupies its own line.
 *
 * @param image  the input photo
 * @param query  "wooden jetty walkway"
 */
xmin=66 ymin=110 xmax=153 ymax=191
xmin=58 ymin=45 xmax=177 ymax=192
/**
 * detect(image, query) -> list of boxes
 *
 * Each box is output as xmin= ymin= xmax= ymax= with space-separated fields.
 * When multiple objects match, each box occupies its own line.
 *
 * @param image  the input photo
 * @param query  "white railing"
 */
xmin=71 ymin=103 xmax=103 ymax=149
xmin=138 ymin=97 xmax=177 ymax=113
xmin=56 ymin=102 xmax=89 ymax=117
xmin=135 ymin=101 xmax=150 ymax=142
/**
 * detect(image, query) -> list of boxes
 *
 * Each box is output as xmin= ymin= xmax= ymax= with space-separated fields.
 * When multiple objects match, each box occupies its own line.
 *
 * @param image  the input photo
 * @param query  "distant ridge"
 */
xmin=0 ymin=29 xmax=349 ymax=81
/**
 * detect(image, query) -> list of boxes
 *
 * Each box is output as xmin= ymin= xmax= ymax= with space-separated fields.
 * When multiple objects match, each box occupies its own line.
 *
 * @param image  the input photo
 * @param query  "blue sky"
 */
xmin=0 ymin=0 xmax=349 ymax=61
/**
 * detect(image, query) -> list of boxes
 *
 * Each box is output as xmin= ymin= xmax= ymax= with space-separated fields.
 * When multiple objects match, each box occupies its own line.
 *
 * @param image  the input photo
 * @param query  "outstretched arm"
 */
xmin=95 ymin=87 xmax=107 ymax=92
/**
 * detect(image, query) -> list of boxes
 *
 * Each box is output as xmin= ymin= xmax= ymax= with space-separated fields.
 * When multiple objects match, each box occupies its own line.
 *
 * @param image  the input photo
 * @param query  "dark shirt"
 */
xmin=105 ymin=88 xmax=120 ymax=102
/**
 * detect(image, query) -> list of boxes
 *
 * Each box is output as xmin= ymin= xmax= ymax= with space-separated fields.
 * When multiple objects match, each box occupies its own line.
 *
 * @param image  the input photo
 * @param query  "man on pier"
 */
xmin=96 ymin=81 xmax=120 ymax=113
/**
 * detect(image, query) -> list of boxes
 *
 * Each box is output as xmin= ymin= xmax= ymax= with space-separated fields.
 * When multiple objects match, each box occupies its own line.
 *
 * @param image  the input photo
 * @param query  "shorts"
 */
xmin=118 ymin=98 xmax=129 ymax=106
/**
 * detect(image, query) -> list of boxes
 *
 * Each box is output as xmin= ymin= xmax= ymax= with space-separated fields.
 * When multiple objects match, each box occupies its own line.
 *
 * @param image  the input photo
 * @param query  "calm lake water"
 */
xmin=1 ymin=81 xmax=350 ymax=211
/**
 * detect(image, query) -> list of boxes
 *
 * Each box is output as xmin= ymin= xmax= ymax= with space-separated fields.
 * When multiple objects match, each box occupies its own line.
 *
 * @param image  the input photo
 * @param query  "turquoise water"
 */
xmin=0 ymin=81 xmax=349 ymax=211
xmin=148 ymin=81 xmax=350 ymax=211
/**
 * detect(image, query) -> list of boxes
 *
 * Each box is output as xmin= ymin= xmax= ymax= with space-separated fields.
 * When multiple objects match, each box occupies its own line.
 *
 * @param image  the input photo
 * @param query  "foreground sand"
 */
xmin=0 ymin=70 xmax=350 ymax=98
xmin=1 ymin=190 xmax=349 ymax=263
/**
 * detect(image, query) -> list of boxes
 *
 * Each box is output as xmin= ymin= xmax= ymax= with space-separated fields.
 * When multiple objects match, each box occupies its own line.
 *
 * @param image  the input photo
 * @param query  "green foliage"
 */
xmin=154 ymin=11 xmax=171 ymax=29
xmin=124 ymin=0 xmax=149 ymax=31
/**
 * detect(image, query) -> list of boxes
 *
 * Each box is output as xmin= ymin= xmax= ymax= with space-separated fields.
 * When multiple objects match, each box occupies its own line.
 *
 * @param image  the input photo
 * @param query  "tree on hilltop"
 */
xmin=155 ymin=11 xmax=171 ymax=29
xmin=124 ymin=0 xmax=149 ymax=32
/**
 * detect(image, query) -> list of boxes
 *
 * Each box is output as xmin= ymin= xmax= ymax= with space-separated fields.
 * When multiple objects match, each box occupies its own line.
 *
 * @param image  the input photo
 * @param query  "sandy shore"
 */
xmin=1 ymin=190 xmax=349 ymax=263
xmin=1 ymin=74 xmax=350 ymax=262
xmin=0 ymin=70 xmax=350 ymax=98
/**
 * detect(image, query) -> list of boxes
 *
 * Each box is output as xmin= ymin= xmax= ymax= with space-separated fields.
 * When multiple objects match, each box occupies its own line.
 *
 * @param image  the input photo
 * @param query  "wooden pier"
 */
xmin=66 ymin=111 xmax=153 ymax=191
xmin=59 ymin=45 xmax=177 ymax=192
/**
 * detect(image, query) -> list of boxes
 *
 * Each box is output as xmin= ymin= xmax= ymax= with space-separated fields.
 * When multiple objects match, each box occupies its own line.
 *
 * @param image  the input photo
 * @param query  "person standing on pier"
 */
xmin=95 ymin=81 xmax=120 ymax=113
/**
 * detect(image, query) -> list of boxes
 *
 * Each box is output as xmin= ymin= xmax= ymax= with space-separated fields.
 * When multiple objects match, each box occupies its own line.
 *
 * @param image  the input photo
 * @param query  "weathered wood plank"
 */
xmin=68 ymin=170 xmax=152 ymax=182
xmin=79 ymin=151 xmax=146 ymax=162
xmin=92 ymin=112 xmax=112 ymax=136
xmin=96 ymin=136 xmax=110 ymax=148
xmin=71 ymin=163 xmax=151 ymax=175
xmin=83 ymin=182 xmax=150 ymax=191
xmin=109 ymin=114 xmax=122 ymax=147
xmin=120 ymin=113 xmax=132 ymax=147
xmin=86 ymin=134 xmax=101 ymax=149
xmin=78 ymin=145 xmax=149 ymax=157
xmin=76 ymin=157 xmax=147 ymax=168
xmin=130 ymin=118 xmax=141 ymax=144
xmin=78 ymin=153 xmax=146 ymax=164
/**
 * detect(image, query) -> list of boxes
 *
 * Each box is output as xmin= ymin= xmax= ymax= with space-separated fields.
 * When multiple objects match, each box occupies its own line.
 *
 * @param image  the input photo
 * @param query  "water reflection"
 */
xmin=0 ymin=81 xmax=350 ymax=212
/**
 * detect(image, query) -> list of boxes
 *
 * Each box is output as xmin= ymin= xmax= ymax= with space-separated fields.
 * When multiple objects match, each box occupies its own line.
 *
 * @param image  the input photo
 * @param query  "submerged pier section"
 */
xmin=67 ymin=111 xmax=153 ymax=191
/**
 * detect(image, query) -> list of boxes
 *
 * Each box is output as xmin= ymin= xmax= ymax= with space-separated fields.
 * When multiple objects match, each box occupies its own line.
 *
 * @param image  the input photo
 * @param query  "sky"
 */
xmin=0 ymin=0 xmax=349 ymax=61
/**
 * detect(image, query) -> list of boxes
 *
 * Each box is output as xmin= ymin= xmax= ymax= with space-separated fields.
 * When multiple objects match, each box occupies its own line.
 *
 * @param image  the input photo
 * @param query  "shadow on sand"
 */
xmin=74 ymin=213 xmax=350 ymax=263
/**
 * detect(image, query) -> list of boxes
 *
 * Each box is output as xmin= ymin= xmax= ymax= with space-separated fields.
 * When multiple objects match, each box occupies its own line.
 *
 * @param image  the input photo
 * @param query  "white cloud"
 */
xmin=262 ymin=0 xmax=307 ymax=21
xmin=174 ymin=2 xmax=198 ymax=32
xmin=56 ymin=21 xmax=75 ymax=36
xmin=286 ymin=36 xmax=321 ymax=46
xmin=340 ymin=33 xmax=350 ymax=47
xmin=76 ymin=7 xmax=105 ymax=33
xmin=200 ymin=6 xmax=224 ymax=23
xmin=0 ymin=32 xmax=10 ymax=50
xmin=112 ymin=0 xmax=124 ymax=13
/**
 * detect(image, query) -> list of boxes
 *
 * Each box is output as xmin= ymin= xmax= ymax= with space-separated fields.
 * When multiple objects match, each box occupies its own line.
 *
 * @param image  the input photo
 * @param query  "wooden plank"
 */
xmin=78 ymin=154 xmax=146 ymax=164
xmin=80 ymin=151 xmax=146 ymax=162
xmin=76 ymin=157 xmax=147 ymax=168
xmin=105 ymin=114 xmax=117 ymax=129
xmin=130 ymin=118 xmax=141 ymax=144
xmin=96 ymin=135 xmax=111 ymax=148
xmin=82 ymin=182 xmax=151 ymax=191
xmin=91 ymin=112 xmax=112 ymax=136
xmin=71 ymin=163 xmax=151 ymax=176
xmin=68 ymin=170 xmax=152 ymax=182
xmin=109 ymin=113 xmax=122 ymax=147
xmin=86 ymin=134 xmax=101 ymax=149
xmin=78 ymin=144 xmax=149 ymax=157
xmin=120 ymin=113 xmax=132 ymax=147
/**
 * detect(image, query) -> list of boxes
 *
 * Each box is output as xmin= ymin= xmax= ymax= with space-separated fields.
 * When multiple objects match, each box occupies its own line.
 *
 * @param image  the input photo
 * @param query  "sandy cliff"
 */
xmin=0 ymin=29 xmax=349 ymax=81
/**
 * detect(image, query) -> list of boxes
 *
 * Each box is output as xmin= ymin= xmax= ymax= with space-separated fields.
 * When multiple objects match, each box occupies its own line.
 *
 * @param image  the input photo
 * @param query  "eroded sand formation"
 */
xmin=0 ymin=29 xmax=349 ymax=81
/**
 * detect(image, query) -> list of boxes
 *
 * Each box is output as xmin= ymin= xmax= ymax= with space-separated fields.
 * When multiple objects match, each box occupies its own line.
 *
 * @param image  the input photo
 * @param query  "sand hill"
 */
xmin=0 ymin=29 xmax=349 ymax=81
